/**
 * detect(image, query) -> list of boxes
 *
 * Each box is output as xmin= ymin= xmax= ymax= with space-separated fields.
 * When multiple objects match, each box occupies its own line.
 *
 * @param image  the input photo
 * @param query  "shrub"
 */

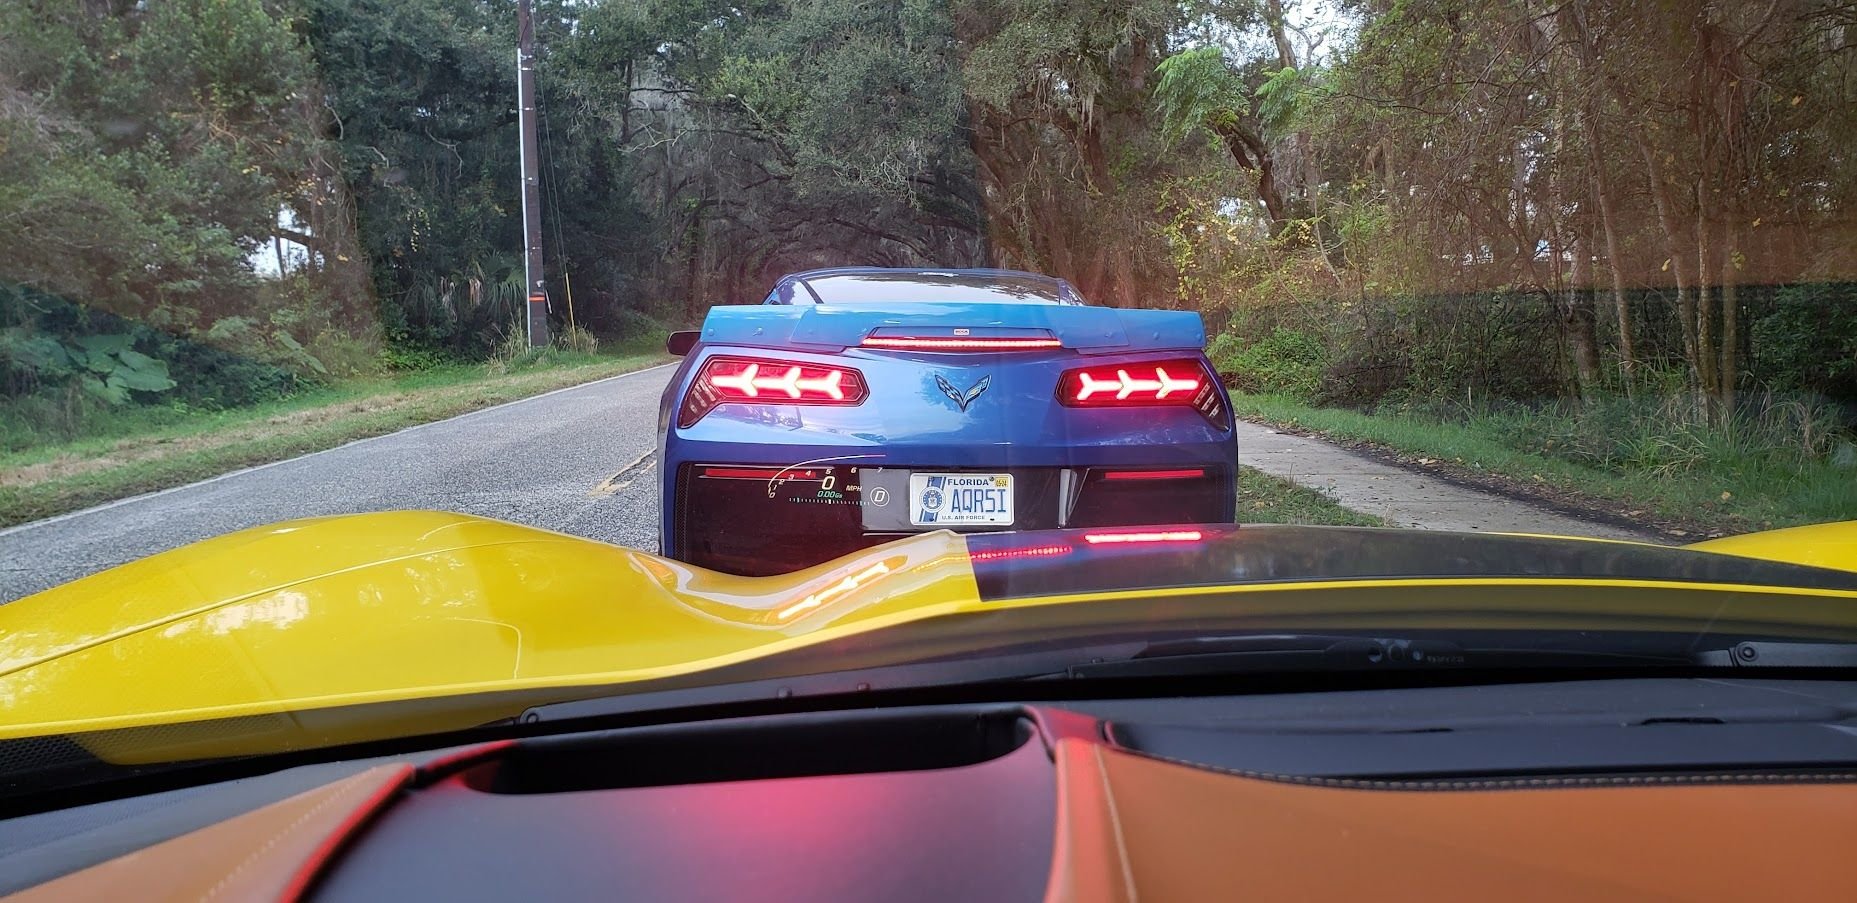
xmin=1217 ymin=328 xmax=1329 ymax=400
xmin=604 ymin=308 xmax=666 ymax=344
xmin=378 ymin=345 xmax=455 ymax=373
xmin=1751 ymin=283 xmax=1857 ymax=399
xmin=2 ymin=284 xmax=302 ymax=412
xmin=486 ymin=318 xmax=533 ymax=374
xmin=1206 ymin=332 xmax=1244 ymax=376
xmin=559 ymin=324 xmax=600 ymax=355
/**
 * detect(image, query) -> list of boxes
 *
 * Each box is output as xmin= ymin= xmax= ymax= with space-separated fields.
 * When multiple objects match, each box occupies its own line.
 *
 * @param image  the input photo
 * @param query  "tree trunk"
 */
xmin=1511 ymin=145 xmax=1532 ymax=279
xmin=1694 ymin=178 xmax=1718 ymax=414
xmin=1210 ymin=121 xmax=1290 ymax=230
xmin=1638 ymin=141 xmax=1702 ymax=396
xmin=1112 ymin=246 xmax=1140 ymax=309
xmin=1252 ymin=150 xmax=1289 ymax=229
xmin=1265 ymin=0 xmax=1297 ymax=67
xmin=1565 ymin=241 xmax=1602 ymax=399
xmin=1264 ymin=0 xmax=1324 ymax=224
xmin=1542 ymin=73 xmax=1600 ymax=400
xmin=682 ymin=190 xmax=709 ymax=321
xmin=1720 ymin=213 xmax=1739 ymax=413
xmin=1591 ymin=168 xmax=1633 ymax=384
xmin=1566 ymin=1 xmax=1636 ymax=388
xmin=1583 ymin=126 xmax=1634 ymax=390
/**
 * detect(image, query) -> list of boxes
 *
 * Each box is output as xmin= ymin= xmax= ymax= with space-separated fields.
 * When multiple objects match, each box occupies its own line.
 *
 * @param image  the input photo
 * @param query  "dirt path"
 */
xmin=1235 ymin=421 xmax=1668 ymax=543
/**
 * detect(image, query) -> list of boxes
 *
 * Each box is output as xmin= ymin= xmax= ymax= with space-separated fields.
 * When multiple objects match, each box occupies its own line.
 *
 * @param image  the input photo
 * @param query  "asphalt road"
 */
xmin=0 ymin=364 xmax=679 ymax=603
xmin=1 ymin=361 xmax=1660 ymax=603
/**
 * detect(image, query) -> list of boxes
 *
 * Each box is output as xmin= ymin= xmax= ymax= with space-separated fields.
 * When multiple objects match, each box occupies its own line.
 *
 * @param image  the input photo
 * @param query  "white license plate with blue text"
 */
xmin=908 ymin=473 xmax=1014 ymax=527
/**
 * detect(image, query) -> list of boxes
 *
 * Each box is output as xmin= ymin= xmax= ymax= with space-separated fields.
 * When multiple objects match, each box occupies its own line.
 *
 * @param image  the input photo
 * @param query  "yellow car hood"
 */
xmin=5 ymin=512 xmax=1857 ymax=764
xmin=0 ymin=512 xmax=980 ymax=754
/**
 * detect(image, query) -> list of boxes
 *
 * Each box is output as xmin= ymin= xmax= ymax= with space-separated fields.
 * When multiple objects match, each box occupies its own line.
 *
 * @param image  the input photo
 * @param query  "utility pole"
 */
xmin=516 ymin=0 xmax=550 ymax=347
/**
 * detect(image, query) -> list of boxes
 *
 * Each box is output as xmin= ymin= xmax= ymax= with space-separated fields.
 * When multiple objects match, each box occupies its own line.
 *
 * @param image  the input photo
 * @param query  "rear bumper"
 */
xmin=665 ymin=457 xmax=1236 ymax=576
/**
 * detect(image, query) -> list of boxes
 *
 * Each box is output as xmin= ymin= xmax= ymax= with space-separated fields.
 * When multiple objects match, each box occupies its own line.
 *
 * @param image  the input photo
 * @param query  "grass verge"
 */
xmin=1237 ymin=465 xmax=1384 ymax=526
xmin=0 ymin=349 xmax=669 ymax=527
xmin=1230 ymin=393 xmax=1857 ymax=537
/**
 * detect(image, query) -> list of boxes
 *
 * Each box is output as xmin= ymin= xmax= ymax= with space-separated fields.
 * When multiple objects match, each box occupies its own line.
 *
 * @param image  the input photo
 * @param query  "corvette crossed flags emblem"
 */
xmin=934 ymin=374 xmax=991 ymax=412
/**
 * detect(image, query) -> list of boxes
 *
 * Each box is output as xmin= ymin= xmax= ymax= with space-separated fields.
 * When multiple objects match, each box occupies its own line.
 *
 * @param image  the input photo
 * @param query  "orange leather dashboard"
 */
xmin=1053 ymin=741 xmax=1857 ymax=901
xmin=5 ymin=765 xmax=411 ymax=903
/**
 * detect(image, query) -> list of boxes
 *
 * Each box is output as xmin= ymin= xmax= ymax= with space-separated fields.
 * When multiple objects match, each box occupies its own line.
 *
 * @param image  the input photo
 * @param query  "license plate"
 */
xmin=909 ymin=473 xmax=1014 ymax=527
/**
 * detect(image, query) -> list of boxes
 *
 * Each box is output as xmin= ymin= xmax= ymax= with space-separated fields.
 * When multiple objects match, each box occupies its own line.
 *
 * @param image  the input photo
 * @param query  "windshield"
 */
xmin=3 ymin=0 xmax=1856 ymax=790
xmin=769 ymin=271 xmax=1079 ymax=305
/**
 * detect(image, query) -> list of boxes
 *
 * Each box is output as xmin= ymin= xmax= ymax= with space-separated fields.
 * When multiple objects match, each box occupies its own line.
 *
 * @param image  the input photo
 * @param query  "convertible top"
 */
xmin=695 ymin=299 xmax=1206 ymax=352
xmin=764 ymin=267 xmax=1087 ymax=306
xmin=711 ymin=267 xmax=1198 ymax=352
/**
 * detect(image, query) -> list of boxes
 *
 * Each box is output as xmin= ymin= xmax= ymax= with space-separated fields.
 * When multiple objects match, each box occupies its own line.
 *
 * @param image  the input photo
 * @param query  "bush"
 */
xmin=486 ymin=318 xmax=533 ymax=373
xmin=1214 ymin=328 xmax=1329 ymax=400
xmin=559 ymin=324 xmax=600 ymax=355
xmin=378 ymin=345 xmax=456 ymax=373
xmin=1751 ymin=284 xmax=1857 ymax=399
xmin=603 ymin=308 xmax=666 ymax=344
xmin=384 ymin=269 xmax=527 ymax=360
xmin=2 ymin=284 xmax=301 ymax=414
xmin=1206 ymin=332 xmax=1244 ymax=375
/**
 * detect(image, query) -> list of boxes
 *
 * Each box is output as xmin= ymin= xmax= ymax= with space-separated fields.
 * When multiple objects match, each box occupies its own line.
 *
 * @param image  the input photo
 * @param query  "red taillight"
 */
xmin=1099 ymin=468 xmax=1207 ymax=481
xmin=1082 ymin=529 xmax=1205 ymax=545
xmin=1059 ymin=360 xmax=1206 ymax=405
xmin=1056 ymin=358 xmax=1227 ymax=427
xmin=679 ymin=356 xmax=868 ymax=427
xmin=700 ymin=466 xmax=820 ymax=480
xmin=708 ymin=360 xmax=854 ymax=400
xmin=861 ymin=336 xmax=1062 ymax=351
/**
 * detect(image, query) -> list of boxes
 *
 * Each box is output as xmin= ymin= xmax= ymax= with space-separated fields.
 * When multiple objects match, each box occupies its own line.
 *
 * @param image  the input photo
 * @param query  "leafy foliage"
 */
xmin=1154 ymin=46 xmax=1248 ymax=143
xmin=1210 ymin=327 xmax=1328 ymax=400
xmin=5 ymin=0 xmax=1857 ymax=462
xmin=1750 ymin=284 xmax=1857 ymax=399
xmin=1 ymin=284 xmax=298 ymax=409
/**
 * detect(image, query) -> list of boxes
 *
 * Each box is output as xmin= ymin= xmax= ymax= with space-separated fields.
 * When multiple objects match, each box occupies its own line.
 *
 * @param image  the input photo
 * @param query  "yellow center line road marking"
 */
xmin=590 ymin=451 xmax=656 ymax=498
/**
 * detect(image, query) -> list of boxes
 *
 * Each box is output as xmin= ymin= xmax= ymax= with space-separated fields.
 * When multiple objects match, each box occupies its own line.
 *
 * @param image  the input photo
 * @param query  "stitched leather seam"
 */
xmin=197 ymin=775 xmax=371 ymax=902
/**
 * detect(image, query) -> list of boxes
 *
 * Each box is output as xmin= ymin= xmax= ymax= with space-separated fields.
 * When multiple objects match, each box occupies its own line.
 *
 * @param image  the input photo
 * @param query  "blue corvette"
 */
xmin=658 ymin=267 xmax=1238 ymax=575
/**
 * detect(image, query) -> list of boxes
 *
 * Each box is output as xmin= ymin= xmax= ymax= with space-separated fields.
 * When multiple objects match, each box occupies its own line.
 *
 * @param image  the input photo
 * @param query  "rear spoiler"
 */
xmin=695 ymin=302 xmax=1205 ymax=353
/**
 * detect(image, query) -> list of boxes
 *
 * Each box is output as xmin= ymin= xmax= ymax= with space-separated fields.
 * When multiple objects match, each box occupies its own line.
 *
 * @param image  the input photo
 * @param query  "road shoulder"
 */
xmin=1235 ymin=420 xmax=1670 ymax=543
xmin=0 ymin=354 xmax=671 ymax=528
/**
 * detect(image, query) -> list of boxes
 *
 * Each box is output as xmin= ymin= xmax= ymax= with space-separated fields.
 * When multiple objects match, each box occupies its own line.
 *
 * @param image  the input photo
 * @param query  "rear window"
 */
xmin=769 ymin=272 xmax=1080 ymax=305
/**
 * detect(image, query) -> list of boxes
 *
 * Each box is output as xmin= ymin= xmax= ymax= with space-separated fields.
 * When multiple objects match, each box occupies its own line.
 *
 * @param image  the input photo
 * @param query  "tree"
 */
xmin=957 ymin=0 xmax=1183 ymax=306
xmin=552 ymin=0 xmax=983 ymax=318
xmin=1 ymin=0 xmax=368 ymax=334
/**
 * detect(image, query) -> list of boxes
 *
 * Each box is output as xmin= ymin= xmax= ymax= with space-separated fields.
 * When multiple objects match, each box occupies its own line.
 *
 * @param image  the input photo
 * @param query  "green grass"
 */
xmin=1230 ymin=393 xmax=1857 ymax=535
xmin=1237 ymin=466 xmax=1384 ymax=526
xmin=0 ymin=346 xmax=668 ymax=527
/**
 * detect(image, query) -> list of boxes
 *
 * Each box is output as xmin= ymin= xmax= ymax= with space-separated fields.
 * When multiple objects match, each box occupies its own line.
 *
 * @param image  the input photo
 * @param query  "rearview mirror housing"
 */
xmin=666 ymin=330 xmax=699 ymax=356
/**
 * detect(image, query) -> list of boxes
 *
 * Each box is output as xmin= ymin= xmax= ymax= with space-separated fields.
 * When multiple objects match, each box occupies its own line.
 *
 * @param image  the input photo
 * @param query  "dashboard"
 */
xmin=5 ymin=677 xmax=1857 ymax=900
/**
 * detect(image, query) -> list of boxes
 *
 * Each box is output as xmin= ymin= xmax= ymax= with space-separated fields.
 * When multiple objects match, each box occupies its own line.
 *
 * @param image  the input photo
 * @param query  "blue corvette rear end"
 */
xmin=658 ymin=267 xmax=1238 ymax=575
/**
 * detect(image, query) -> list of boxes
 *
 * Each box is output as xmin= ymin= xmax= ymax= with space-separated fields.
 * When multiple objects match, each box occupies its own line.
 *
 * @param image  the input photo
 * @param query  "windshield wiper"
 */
xmin=1061 ymin=634 xmax=1680 ymax=680
xmin=522 ymin=633 xmax=1692 ymax=725
xmin=1082 ymin=635 xmax=1857 ymax=679
xmin=521 ymin=634 xmax=1857 ymax=728
xmin=1694 ymin=641 xmax=1857 ymax=669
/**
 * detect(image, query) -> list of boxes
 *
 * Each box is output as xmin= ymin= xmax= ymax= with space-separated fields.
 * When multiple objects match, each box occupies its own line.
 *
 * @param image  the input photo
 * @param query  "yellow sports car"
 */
xmin=2 ymin=515 xmax=1855 ymax=899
